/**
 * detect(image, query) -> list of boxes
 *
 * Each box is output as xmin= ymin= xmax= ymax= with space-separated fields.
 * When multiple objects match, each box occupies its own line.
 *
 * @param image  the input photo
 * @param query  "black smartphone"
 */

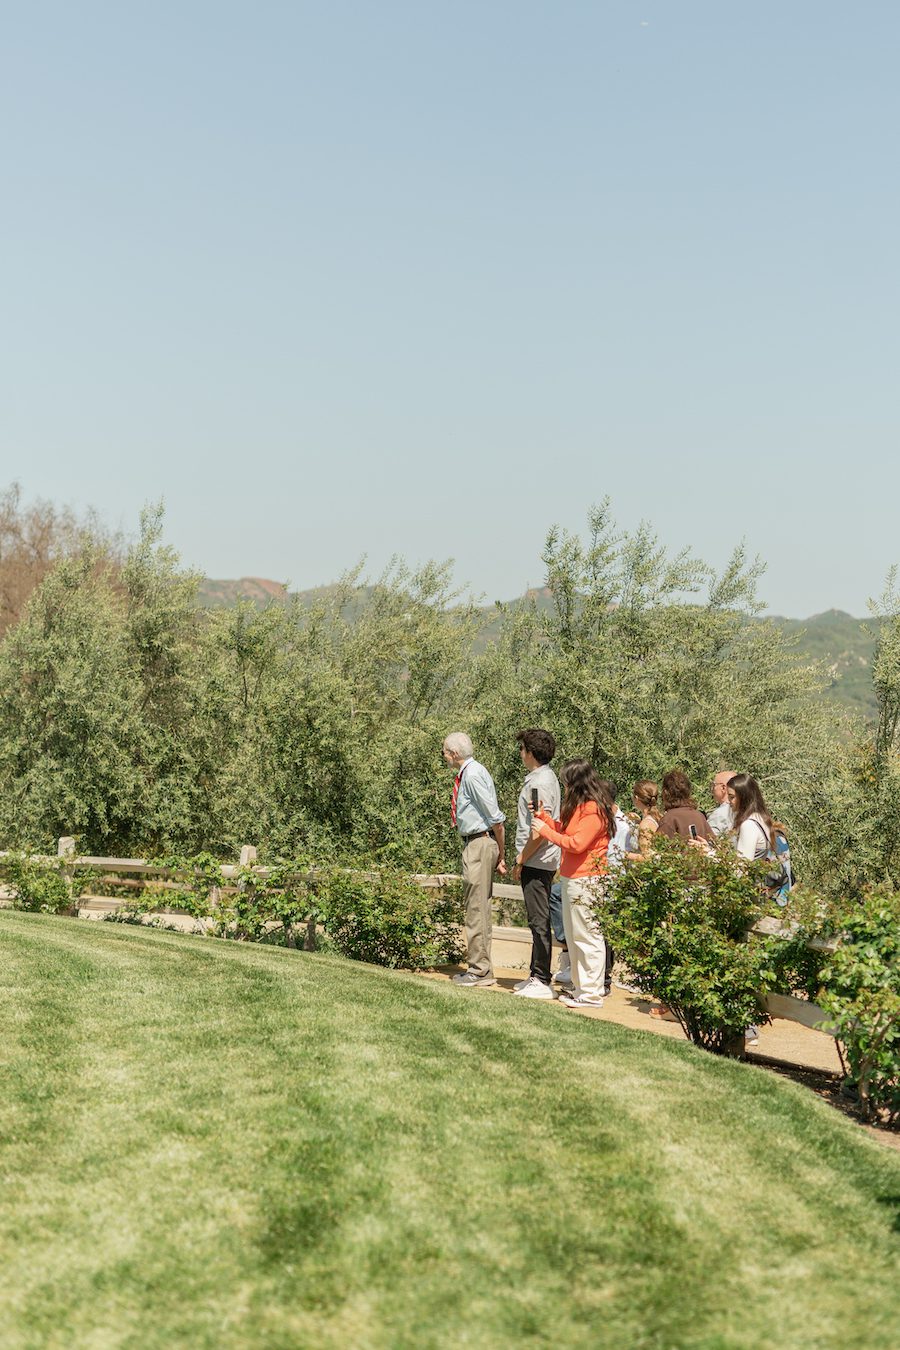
xmin=689 ymin=824 xmax=698 ymax=839
xmin=531 ymin=788 xmax=539 ymax=812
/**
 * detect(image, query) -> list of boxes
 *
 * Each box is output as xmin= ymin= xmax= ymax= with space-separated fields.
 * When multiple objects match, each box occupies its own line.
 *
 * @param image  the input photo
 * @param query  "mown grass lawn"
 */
xmin=1 ymin=912 xmax=898 ymax=1349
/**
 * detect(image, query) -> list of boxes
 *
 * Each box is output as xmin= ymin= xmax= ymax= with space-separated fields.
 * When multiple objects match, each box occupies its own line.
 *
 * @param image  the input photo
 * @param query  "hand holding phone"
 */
xmin=530 ymin=788 xmax=540 ymax=813
xmin=689 ymin=824 xmax=698 ymax=839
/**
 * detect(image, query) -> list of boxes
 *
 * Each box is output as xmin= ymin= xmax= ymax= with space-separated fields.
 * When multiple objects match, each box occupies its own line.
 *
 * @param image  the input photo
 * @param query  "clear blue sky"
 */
xmin=2 ymin=1 xmax=897 ymax=615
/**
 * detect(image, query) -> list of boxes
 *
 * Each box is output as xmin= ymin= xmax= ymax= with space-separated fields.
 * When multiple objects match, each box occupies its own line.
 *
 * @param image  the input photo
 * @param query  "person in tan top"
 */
xmin=625 ymin=779 xmax=661 ymax=861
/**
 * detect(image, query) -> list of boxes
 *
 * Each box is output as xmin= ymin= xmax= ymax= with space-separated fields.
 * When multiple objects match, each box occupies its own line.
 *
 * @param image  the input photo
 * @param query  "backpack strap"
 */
xmin=753 ymin=818 xmax=771 ymax=859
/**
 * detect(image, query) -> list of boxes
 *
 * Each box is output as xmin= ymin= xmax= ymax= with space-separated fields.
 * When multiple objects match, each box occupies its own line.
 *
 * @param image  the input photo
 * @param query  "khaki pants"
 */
xmin=561 ymin=875 xmax=607 ymax=1002
xmin=462 ymin=834 xmax=499 ymax=978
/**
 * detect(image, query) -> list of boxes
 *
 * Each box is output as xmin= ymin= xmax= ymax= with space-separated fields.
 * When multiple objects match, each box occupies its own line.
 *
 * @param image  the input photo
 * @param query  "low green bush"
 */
xmin=316 ymin=868 xmax=463 ymax=970
xmin=110 ymin=853 xmax=319 ymax=948
xmin=106 ymin=853 xmax=462 ymax=971
xmin=600 ymin=840 xmax=779 ymax=1054
xmin=819 ymin=887 xmax=900 ymax=1126
xmin=224 ymin=858 xmax=321 ymax=948
xmin=0 ymin=851 xmax=76 ymax=913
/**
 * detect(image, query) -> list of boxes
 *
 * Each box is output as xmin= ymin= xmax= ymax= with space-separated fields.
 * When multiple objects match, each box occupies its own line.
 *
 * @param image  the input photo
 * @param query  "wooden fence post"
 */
xmin=57 ymin=836 xmax=76 ymax=914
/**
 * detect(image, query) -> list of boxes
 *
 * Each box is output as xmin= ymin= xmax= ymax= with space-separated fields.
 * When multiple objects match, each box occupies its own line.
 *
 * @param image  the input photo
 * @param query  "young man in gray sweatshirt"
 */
xmin=512 ymin=728 xmax=561 ymax=999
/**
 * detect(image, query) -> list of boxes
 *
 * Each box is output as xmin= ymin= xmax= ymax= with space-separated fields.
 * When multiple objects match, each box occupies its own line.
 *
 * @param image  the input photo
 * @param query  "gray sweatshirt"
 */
xmin=515 ymin=765 xmax=562 ymax=871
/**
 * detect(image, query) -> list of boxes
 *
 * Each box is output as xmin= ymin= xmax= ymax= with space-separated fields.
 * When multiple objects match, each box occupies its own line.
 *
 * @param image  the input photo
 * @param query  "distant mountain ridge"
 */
xmin=197 ymin=581 xmax=880 ymax=718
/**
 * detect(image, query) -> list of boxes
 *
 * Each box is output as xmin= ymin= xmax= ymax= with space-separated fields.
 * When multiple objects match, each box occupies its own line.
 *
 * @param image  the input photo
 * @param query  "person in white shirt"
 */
xmin=726 ymin=771 xmax=779 ymax=1050
xmin=707 ymin=770 xmax=736 ymax=837
xmin=727 ymin=773 xmax=776 ymax=862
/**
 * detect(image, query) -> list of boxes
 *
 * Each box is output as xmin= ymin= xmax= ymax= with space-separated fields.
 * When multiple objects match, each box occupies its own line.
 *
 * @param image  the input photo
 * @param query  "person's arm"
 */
xmin=490 ymin=821 xmax=507 ymax=875
xmin=513 ymin=834 xmax=545 ymax=882
xmin=532 ymin=811 xmax=605 ymax=854
xmin=517 ymin=835 xmax=543 ymax=866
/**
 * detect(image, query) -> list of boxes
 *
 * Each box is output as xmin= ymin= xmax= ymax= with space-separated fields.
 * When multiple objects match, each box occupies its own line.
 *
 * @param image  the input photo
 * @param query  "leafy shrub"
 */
xmin=221 ymin=858 xmax=320 ymax=948
xmin=1 ymin=851 xmax=76 ymax=913
xmin=599 ymin=840 xmax=779 ymax=1054
xmin=111 ymin=853 xmax=319 ymax=948
xmin=819 ymin=887 xmax=900 ymax=1126
xmin=317 ymin=868 xmax=463 ymax=970
xmin=105 ymin=853 xmax=462 ymax=971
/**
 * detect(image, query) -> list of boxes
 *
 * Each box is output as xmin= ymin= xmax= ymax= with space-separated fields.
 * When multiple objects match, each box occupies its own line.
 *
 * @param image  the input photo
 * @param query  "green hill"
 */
xmin=776 ymin=609 xmax=880 ymax=718
xmin=2 ymin=912 xmax=898 ymax=1349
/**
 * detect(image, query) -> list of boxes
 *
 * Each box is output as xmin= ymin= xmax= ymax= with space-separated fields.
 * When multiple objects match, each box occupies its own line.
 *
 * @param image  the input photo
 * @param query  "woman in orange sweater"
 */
xmin=530 ymin=759 xmax=615 ymax=1009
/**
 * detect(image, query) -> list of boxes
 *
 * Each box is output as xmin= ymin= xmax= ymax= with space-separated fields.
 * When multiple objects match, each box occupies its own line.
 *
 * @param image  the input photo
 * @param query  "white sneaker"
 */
xmin=558 ymin=992 xmax=604 ymax=1010
xmin=513 ymin=977 xmax=556 ymax=1000
xmin=552 ymin=954 xmax=573 ymax=987
xmin=513 ymin=977 xmax=530 ymax=990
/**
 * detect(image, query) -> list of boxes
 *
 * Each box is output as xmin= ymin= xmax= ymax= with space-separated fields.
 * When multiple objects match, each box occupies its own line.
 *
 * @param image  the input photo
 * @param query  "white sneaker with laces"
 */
xmin=552 ymin=953 xmax=573 ymax=987
xmin=513 ymin=977 xmax=556 ymax=1000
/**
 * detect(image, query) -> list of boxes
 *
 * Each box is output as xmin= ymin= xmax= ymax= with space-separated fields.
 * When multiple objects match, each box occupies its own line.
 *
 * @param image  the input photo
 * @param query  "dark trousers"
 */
xmin=521 ymin=865 xmax=554 ymax=984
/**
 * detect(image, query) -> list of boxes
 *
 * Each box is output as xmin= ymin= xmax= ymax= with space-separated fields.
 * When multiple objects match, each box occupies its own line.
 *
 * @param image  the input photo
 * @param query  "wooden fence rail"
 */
xmin=0 ymin=838 xmax=838 ymax=1036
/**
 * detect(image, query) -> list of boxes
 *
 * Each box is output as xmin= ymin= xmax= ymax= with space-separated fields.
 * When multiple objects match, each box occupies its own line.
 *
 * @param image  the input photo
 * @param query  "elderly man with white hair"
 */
xmin=442 ymin=731 xmax=507 ymax=987
xmin=708 ymin=769 xmax=737 ymax=837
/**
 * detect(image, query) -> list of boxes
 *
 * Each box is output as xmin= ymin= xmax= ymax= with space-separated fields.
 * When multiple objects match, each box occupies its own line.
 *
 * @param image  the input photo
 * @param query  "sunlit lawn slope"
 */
xmin=1 ymin=912 xmax=898 ymax=1349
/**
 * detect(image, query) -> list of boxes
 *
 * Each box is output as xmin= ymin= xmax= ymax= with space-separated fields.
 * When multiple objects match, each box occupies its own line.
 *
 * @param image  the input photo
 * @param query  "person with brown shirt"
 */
xmin=656 ymin=770 xmax=714 ymax=844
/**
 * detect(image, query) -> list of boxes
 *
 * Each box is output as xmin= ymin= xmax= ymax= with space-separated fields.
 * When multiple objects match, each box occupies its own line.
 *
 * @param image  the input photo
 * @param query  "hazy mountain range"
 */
xmin=197 ymin=578 xmax=881 ymax=720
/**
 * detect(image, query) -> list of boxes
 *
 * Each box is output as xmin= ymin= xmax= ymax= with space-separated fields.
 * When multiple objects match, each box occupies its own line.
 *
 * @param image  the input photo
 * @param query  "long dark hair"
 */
xmin=559 ymin=759 xmax=616 ymax=839
xmin=729 ymin=772 xmax=775 ymax=849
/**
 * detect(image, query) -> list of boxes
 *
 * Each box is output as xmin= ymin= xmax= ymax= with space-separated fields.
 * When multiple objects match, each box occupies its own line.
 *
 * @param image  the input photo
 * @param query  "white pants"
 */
xmin=561 ymin=875 xmax=607 ymax=1002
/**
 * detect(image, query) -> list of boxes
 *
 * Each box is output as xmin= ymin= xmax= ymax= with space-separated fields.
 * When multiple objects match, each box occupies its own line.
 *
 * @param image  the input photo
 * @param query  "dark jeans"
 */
xmin=521 ymin=865 xmax=554 ymax=984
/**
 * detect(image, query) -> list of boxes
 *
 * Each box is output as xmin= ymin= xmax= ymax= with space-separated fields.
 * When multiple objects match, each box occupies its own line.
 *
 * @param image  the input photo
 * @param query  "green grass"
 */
xmin=1 ymin=913 xmax=898 ymax=1349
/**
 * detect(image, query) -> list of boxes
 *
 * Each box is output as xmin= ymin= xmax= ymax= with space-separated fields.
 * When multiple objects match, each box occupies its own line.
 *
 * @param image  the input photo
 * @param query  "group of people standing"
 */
xmin=441 ymin=729 xmax=790 ymax=1011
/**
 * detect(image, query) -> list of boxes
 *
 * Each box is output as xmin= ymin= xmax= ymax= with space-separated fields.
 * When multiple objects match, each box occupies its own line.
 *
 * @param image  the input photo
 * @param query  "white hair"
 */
xmin=443 ymin=731 xmax=473 ymax=759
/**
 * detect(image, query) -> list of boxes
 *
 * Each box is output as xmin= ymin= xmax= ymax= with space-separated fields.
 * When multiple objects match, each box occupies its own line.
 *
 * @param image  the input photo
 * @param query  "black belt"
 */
xmin=462 ymin=830 xmax=493 ymax=843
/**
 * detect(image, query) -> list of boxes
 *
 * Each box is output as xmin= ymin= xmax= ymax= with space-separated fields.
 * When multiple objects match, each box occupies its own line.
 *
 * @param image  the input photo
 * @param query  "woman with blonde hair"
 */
xmin=626 ymin=779 xmax=661 ymax=861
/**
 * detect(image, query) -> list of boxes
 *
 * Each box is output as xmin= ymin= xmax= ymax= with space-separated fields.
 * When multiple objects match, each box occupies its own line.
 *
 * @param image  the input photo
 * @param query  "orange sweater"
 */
xmin=532 ymin=801 xmax=610 ymax=879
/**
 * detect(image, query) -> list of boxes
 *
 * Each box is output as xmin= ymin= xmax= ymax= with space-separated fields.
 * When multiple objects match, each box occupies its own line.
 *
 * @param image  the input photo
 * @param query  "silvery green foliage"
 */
xmin=0 ymin=500 xmax=894 ymax=897
xmin=466 ymin=503 xmax=875 ymax=895
xmin=866 ymin=570 xmax=900 ymax=884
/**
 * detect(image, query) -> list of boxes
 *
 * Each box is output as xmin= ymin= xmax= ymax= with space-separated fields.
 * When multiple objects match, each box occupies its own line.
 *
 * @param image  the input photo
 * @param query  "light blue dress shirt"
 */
xmin=454 ymin=758 xmax=505 ymax=837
